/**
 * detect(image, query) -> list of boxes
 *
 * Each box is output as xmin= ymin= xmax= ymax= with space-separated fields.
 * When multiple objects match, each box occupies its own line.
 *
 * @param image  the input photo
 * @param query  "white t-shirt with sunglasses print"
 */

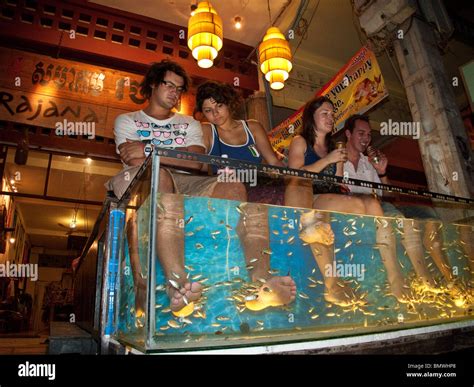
xmin=114 ymin=110 xmax=205 ymax=164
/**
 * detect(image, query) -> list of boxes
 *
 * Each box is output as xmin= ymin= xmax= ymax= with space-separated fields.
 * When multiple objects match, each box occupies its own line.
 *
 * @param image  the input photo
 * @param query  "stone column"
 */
xmin=393 ymin=18 xmax=473 ymax=220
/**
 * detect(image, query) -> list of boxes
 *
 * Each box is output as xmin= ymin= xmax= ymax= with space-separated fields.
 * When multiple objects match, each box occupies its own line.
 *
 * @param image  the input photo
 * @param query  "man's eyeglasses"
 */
xmin=161 ymin=80 xmax=185 ymax=94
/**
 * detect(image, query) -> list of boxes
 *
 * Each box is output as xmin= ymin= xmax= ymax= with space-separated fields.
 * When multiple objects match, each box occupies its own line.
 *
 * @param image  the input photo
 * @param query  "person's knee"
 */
xmin=347 ymin=197 xmax=366 ymax=214
xmin=361 ymin=196 xmax=383 ymax=216
xmin=214 ymin=182 xmax=247 ymax=201
xmin=158 ymin=168 xmax=174 ymax=192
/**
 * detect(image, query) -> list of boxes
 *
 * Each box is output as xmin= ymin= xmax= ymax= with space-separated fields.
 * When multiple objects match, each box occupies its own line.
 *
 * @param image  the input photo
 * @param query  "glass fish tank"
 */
xmin=112 ymin=151 xmax=473 ymax=353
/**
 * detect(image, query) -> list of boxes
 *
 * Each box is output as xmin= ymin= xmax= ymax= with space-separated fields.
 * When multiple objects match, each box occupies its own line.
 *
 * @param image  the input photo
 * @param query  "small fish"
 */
xmin=211 ymin=323 xmax=221 ymax=328
xmin=217 ymin=316 xmax=230 ymax=321
xmin=249 ymin=258 xmax=259 ymax=263
xmin=160 ymin=325 xmax=170 ymax=331
xmin=344 ymin=240 xmax=353 ymax=249
xmin=172 ymin=272 xmax=181 ymax=279
xmin=326 ymin=313 xmax=336 ymax=317
xmin=334 ymin=248 xmax=341 ymax=254
xmin=262 ymin=248 xmax=273 ymax=255
xmin=195 ymin=225 xmax=205 ymax=232
xmin=185 ymin=216 xmax=193 ymax=225
xmin=185 ymin=231 xmax=194 ymax=237
xmin=287 ymin=236 xmax=295 ymax=244
xmin=168 ymin=279 xmax=180 ymax=289
xmin=195 ymin=243 xmax=204 ymax=249
xmin=236 ymin=206 xmax=244 ymax=214
xmin=272 ymin=230 xmax=280 ymax=235
xmin=194 ymin=310 xmax=206 ymax=319
xmin=168 ymin=320 xmax=181 ymax=329
xmin=225 ymin=224 xmax=233 ymax=230
xmin=211 ymin=230 xmax=221 ymax=236
xmin=298 ymin=292 xmax=309 ymax=299
xmin=310 ymin=314 xmax=319 ymax=320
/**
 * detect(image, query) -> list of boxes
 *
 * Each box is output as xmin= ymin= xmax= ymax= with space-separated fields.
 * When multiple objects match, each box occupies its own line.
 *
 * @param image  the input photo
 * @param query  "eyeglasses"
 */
xmin=153 ymin=130 xmax=184 ymax=138
xmin=135 ymin=121 xmax=150 ymax=128
xmin=161 ymin=80 xmax=185 ymax=94
xmin=152 ymin=137 xmax=185 ymax=146
xmin=137 ymin=129 xmax=151 ymax=137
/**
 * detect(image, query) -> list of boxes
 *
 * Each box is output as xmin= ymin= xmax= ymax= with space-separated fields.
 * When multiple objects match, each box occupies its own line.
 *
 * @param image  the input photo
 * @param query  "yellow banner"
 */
xmin=269 ymin=46 xmax=388 ymax=157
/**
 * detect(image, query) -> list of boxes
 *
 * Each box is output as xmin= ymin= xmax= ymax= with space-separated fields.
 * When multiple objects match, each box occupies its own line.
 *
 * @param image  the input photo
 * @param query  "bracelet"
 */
xmin=378 ymin=172 xmax=387 ymax=178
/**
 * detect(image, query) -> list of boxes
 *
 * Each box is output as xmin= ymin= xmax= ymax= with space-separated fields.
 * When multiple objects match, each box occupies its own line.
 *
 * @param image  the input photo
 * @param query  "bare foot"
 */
xmin=388 ymin=280 xmax=412 ymax=303
xmin=299 ymin=211 xmax=334 ymax=246
xmin=325 ymin=281 xmax=357 ymax=307
xmin=167 ymin=281 xmax=202 ymax=317
xmin=245 ymin=276 xmax=297 ymax=311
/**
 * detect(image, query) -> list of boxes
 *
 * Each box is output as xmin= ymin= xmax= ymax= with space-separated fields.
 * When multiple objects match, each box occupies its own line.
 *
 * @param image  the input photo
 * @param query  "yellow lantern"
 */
xmin=258 ymin=27 xmax=293 ymax=90
xmin=187 ymin=2 xmax=223 ymax=69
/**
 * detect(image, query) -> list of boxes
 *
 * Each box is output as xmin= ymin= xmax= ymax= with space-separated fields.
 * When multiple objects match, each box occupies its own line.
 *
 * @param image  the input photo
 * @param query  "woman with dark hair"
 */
xmin=195 ymin=80 xmax=297 ymax=311
xmin=286 ymin=96 xmax=409 ymax=305
xmin=195 ymin=81 xmax=280 ymax=170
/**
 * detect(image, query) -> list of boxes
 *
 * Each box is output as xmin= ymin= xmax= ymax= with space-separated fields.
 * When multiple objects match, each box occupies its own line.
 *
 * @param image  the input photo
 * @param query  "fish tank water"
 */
xmin=113 ymin=152 xmax=473 ymax=353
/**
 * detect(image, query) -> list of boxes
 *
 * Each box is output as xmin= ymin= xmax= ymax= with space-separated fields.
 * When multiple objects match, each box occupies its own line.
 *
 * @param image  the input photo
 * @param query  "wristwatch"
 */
xmin=378 ymin=172 xmax=387 ymax=178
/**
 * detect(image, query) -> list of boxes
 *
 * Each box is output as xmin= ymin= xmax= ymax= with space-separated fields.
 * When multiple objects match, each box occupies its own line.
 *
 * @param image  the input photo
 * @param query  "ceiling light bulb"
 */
xmin=70 ymin=220 xmax=77 ymax=229
xmin=86 ymin=157 xmax=92 ymax=164
xmin=190 ymin=4 xmax=197 ymax=16
xmin=9 ymin=237 xmax=15 ymax=244
xmin=234 ymin=16 xmax=242 ymax=29
xmin=10 ymin=179 xmax=15 ymax=185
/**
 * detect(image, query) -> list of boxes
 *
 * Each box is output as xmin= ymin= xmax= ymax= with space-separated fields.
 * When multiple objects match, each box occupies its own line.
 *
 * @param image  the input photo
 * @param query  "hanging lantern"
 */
xmin=187 ymin=2 xmax=223 ymax=69
xmin=258 ymin=27 xmax=293 ymax=90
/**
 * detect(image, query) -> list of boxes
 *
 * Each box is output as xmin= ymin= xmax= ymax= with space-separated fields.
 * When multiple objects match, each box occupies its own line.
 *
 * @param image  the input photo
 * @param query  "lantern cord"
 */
xmin=267 ymin=0 xmax=272 ymax=25
xmin=245 ymin=0 xmax=294 ymax=62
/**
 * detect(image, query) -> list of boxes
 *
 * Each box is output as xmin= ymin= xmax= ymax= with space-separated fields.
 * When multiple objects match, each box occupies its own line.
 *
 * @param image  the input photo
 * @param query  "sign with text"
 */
xmin=0 ymin=48 xmax=150 ymax=138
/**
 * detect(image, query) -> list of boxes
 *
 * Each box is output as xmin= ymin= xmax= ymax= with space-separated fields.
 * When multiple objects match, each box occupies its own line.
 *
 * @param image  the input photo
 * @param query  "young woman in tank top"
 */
xmin=286 ymin=96 xmax=409 ymax=306
xmin=194 ymin=81 xmax=296 ymax=311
